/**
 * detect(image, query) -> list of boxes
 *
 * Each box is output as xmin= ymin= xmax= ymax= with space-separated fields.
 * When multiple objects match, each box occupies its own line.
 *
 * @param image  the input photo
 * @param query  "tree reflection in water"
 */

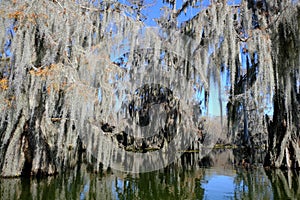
xmin=234 ymin=167 xmax=273 ymax=200
xmin=266 ymin=169 xmax=300 ymax=200
xmin=1 ymin=150 xmax=300 ymax=200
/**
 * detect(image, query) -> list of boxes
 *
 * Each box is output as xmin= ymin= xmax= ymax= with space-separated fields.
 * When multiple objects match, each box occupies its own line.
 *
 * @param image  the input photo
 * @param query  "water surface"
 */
xmin=1 ymin=150 xmax=299 ymax=200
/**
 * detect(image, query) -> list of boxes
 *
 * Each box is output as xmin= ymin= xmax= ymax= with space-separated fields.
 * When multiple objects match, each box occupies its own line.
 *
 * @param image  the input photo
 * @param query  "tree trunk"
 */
xmin=0 ymin=0 xmax=299 ymax=176
xmin=265 ymin=8 xmax=300 ymax=168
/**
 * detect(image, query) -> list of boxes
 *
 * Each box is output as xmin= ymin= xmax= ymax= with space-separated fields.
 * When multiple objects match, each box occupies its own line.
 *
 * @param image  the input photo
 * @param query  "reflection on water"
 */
xmin=1 ymin=150 xmax=300 ymax=200
xmin=202 ymin=168 xmax=236 ymax=199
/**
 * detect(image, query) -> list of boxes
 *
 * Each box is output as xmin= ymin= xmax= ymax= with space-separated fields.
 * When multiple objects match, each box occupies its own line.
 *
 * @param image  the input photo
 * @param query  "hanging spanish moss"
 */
xmin=0 ymin=0 xmax=299 ymax=176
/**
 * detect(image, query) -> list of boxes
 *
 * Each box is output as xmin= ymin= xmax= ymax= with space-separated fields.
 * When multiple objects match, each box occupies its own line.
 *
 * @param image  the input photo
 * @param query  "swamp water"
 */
xmin=1 ymin=149 xmax=299 ymax=200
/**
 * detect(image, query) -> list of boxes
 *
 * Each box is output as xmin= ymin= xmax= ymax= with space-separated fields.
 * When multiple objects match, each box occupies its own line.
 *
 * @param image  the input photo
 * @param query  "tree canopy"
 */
xmin=0 ymin=0 xmax=299 ymax=176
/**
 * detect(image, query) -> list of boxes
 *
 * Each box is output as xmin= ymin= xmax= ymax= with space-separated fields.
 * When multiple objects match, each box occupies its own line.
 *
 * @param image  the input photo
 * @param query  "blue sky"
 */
xmin=138 ymin=0 xmax=242 ymax=27
xmin=118 ymin=0 xmax=214 ymax=26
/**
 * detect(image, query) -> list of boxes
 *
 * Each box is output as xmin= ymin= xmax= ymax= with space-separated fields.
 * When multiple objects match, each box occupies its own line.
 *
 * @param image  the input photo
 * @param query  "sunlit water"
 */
xmin=1 ymin=150 xmax=299 ymax=200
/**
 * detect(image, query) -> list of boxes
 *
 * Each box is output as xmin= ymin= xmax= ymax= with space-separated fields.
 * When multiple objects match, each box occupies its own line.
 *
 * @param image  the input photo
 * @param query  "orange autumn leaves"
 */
xmin=29 ymin=64 xmax=62 ymax=95
xmin=0 ymin=78 xmax=8 ymax=91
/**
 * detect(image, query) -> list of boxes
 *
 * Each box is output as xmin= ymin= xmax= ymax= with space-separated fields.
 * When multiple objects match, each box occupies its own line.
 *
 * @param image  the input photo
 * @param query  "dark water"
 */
xmin=1 ymin=150 xmax=300 ymax=200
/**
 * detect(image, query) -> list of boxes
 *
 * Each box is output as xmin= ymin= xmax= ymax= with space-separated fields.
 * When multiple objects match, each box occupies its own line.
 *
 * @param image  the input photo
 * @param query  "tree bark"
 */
xmin=264 ymin=8 xmax=300 ymax=168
